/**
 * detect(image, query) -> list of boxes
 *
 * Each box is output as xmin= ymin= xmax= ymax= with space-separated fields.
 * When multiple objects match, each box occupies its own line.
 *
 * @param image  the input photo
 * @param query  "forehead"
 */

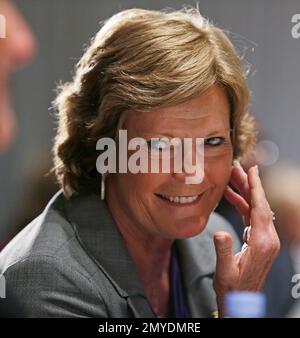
xmin=125 ymin=85 xmax=230 ymax=137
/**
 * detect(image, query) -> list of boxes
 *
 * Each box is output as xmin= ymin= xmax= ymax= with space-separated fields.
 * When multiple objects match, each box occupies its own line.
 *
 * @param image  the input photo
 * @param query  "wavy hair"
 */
xmin=53 ymin=7 xmax=257 ymax=197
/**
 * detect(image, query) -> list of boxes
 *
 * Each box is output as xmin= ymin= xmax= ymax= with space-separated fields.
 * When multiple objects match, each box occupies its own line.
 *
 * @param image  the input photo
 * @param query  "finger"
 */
xmin=248 ymin=165 xmax=273 ymax=229
xmin=248 ymin=165 xmax=268 ymax=209
xmin=230 ymin=163 xmax=251 ymax=205
xmin=224 ymin=186 xmax=251 ymax=225
xmin=213 ymin=231 xmax=234 ymax=276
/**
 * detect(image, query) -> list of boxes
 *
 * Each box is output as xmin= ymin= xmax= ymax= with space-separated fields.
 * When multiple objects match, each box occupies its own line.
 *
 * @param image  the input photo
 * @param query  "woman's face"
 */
xmin=108 ymin=85 xmax=233 ymax=240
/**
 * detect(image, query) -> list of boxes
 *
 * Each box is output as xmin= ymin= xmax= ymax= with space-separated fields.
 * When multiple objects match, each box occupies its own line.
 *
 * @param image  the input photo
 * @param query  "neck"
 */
xmin=105 ymin=180 xmax=173 ymax=283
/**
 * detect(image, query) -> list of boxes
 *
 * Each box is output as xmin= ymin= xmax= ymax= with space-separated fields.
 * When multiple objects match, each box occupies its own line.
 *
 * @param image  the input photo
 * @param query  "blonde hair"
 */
xmin=53 ymin=7 xmax=257 ymax=197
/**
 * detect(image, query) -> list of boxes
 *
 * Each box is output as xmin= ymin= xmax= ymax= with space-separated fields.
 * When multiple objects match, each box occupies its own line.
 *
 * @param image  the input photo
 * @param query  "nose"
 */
xmin=172 ymin=138 xmax=205 ymax=184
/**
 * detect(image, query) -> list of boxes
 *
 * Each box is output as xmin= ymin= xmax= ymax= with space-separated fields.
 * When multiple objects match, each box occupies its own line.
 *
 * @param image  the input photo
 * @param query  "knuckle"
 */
xmin=257 ymin=244 xmax=272 ymax=257
xmin=257 ymin=211 xmax=270 ymax=225
xmin=271 ymin=235 xmax=281 ymax=254
xmin=255 ymin=240 xmax=270 ymax=254
xmin=255 ymin=234 xmax=280 ymax=256
xmin=218 ymin=246 xmax=232 ymax=257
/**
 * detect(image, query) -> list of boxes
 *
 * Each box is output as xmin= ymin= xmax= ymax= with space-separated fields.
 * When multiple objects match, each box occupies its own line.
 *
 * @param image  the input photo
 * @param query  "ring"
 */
xmin=243 ymin=226 xmax=251 ymax=244
xmin=271 ymin=211 xmax=276 ymax=221
xmin=241 ymin=242 xmax=249 ymax=252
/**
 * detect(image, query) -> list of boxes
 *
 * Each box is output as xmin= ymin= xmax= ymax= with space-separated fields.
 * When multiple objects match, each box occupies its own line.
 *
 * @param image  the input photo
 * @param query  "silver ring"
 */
xmin=241 ymin=242 xmax=249 ymax=252
xmin=243 ymin=226 xmax=251 ymax=244
xmin=271 ymin=211 xmax=276 ymax=221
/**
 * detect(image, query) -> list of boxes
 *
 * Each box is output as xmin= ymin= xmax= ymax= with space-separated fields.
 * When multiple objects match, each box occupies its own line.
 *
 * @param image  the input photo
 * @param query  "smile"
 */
xmin=156 ymin=193 xmax=204 ymax=205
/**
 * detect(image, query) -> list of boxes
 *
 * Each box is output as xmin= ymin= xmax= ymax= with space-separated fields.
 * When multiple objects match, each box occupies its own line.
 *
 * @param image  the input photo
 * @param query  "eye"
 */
xmin=147 ymin=139 xmax=169 ymax=151
xmin=205 ymin=137 xmax=225 ymax=147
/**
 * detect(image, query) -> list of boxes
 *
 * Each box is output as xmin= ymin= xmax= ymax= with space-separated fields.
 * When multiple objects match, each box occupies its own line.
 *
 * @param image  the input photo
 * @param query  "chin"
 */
xmin=170 ymin=215 xmax=209 ymax=239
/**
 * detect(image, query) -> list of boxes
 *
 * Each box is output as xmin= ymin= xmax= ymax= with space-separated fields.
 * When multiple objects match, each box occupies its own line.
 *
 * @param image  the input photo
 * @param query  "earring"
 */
xmin=101 ymin=174 xmax=106 ymax=200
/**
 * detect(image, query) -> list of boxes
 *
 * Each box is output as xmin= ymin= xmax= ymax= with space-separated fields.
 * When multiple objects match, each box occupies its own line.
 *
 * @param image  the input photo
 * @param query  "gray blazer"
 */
xmin=0 ymin=190 xmax=240 ymax=318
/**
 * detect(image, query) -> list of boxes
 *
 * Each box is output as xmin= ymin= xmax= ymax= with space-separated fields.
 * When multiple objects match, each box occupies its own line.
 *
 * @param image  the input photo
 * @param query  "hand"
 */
xmin=213 ymin=163 xmax=280 ymax=317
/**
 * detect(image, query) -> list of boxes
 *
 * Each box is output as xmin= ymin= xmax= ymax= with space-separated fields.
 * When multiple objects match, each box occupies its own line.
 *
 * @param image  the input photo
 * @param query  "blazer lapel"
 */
xmin=62 ymin=191 xmax=155 ymax=318
xmin=176 ymin=217 xmax=218 ymax=318
xmin=60 ymin=190 xmax=220 ymax=318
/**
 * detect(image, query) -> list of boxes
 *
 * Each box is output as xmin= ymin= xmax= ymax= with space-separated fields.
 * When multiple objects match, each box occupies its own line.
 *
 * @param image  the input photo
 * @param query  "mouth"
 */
xmin=155 ymin=193 xmax=204 ymax=206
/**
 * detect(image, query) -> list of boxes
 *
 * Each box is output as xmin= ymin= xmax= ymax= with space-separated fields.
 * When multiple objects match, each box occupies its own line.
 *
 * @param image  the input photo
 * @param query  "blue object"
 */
xmin=224 ymin=291 xmax=266 ymax=318
xmin=169 ymin=244 xmax=190 ymax=318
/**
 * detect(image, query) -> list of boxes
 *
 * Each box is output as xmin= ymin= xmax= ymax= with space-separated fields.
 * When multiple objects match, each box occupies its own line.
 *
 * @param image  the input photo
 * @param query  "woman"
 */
xmin=0 ymin=7 xmax=279 ymax=318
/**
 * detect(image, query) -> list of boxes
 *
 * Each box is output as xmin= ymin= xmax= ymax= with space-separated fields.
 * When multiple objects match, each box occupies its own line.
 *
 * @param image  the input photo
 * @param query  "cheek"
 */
xmin=114 ymin=173 xmax=171 ymax=229
xmin=205 ymin=156 xmax=232 ymax=187
xmin=115 ymin=172 xmax=166 ymax=204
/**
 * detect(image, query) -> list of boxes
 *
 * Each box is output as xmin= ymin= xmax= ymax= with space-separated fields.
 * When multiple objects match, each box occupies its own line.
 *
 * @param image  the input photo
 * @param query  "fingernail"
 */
xmin=254 ymin=165 xmax=259 ymax=176
xmin=216 ymin=235 xmax=227 ymax=244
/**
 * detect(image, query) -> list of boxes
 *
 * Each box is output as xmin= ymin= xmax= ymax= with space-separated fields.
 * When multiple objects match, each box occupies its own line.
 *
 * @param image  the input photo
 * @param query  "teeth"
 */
xmin=160 ymin=194 xmax=200 ymax=204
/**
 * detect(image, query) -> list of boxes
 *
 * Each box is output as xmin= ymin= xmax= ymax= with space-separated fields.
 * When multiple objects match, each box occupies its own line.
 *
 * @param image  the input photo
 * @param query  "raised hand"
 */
xmin=213 ymin=163 xmax=280 ymax=317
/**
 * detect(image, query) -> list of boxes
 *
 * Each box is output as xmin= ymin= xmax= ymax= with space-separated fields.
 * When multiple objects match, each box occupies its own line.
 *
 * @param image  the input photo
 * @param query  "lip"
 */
xmin=155 ymin=193 xmax=204 ymax=207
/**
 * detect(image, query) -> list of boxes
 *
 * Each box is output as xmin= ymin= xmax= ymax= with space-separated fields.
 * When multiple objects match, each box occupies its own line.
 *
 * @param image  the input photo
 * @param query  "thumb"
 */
xmin=213 ymin=231 xmax=234 ymax=276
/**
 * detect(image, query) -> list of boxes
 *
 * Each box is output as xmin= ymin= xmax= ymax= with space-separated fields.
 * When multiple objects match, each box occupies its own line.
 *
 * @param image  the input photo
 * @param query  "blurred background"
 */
xmin=0 ymin=0 xmax=300 ymax=317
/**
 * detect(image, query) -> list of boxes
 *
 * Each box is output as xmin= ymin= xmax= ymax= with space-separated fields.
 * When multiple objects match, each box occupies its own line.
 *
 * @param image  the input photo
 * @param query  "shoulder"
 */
xmin=2 ymin=252 xmax=107 ymax=317
xmin=0 ymin=191 xmax=86 ymax=273
xmin=0 ymin=191 xmax=108 ymax=317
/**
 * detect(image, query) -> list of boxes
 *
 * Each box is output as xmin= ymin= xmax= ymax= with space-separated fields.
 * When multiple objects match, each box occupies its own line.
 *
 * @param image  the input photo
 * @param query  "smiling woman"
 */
xmin=0 ymin=7 xmax=279 ymax=318
xmin=109 ymin=85 xmax=234 ymax=241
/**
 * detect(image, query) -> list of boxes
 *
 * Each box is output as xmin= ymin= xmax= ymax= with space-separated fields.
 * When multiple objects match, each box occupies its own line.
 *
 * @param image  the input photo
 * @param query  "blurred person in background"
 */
xmin=0 ymin=156 xmax=58 ymax=251
xmin=263 ymin=163 xmax=300 ymax=317
xmin=0 ymin=0 xmax=36 ymax=317
xmin=0 ymin=0 xmax=36 ymax=152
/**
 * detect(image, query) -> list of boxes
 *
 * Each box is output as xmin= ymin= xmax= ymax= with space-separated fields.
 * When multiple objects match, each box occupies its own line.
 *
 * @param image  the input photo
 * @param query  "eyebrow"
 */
xmin=141 ymin=128 xmax=232 ymax=139
xmin=205 ymin=128 xmax=232 ymax=137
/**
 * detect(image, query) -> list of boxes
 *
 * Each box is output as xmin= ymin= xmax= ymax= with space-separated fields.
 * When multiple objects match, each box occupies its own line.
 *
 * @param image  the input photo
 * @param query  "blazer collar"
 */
xmin=176 ymin=228 xmax=216 ymax=286
xmin=62 ymin=191 xmax=155 ymax=317
xmin=60 ymin=191 xmax=216 ymax=317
